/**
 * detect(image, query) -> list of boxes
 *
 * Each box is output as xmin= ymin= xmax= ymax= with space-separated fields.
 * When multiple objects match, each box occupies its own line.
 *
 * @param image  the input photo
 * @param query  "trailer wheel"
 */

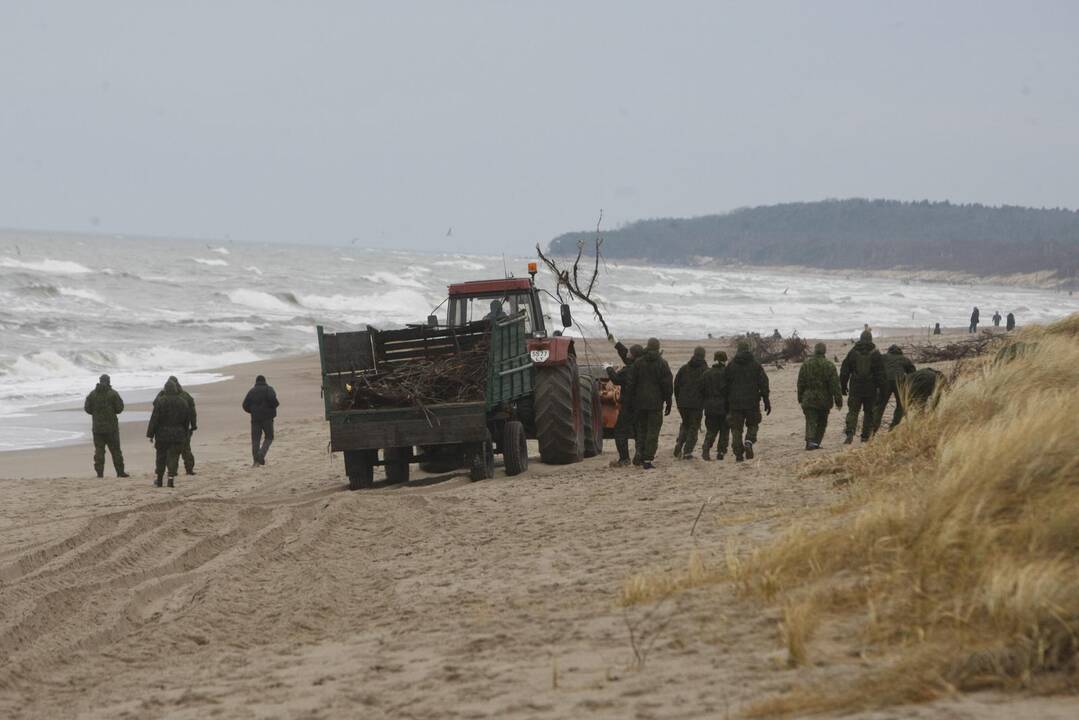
xmin=502 ymin=420 xmax=528 ymax=476
xmin=384 ymin=446 xmax=412 ymax=484
xmin=535 ymin=360 xmax=584 ymax=465
xmin=469 ymin=436 xmax=495 ymax=481
xmin=580 ymin=377 xmax=604 ymax=458
xmin=344 ymin=449 xmax=376 ymax=491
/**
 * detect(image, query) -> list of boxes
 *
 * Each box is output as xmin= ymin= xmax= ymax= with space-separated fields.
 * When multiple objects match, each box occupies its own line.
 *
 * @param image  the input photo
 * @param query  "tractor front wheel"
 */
xmin=535 ymin=360 xmax=584 ymax=465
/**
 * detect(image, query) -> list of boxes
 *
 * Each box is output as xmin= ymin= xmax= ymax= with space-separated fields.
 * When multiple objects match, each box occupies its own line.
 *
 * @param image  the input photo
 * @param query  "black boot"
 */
xmin=701 ymin=448 xmax=711 ymax=461
xmin=96 ymin=470 xmax=104 ymax=479
xmin=154 ymin=475 xmax=163 ymax=487
xmin=117 ymin=470 xmax=130 ymax=478
xmin=166 ymin=476 xmax=175 ymax=488
xmin=844 ymin=434 xmax=854 ymax=445
xmin=744 ymin=441 xmax=754 ymax=460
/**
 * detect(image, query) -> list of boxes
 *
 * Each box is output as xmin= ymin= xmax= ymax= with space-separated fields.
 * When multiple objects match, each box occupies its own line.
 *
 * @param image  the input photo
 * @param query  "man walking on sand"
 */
xmin=84 ymin=374 xmax=129 ymax=478
xmin=147 ymin=378 xmax=192 ymax=488
xmin=797 ymin=343 xmax=842 ymax=450
xmin=243 ymin=374 xmax=280 ymax=466
xmin=700 ymin=351 xmax=730 ymax=461
xmin=969 ymin=306 xmax=980 ymax=333
xmin=672 ymin=346 xmax=708 ymax=460
xmin=724 ymin=340 xmax=771 ymax=462
xmin=156 ymin=376 xmax=198 ymax=475
xmin=626 ymin=338 xmax=673 ymax=470
xmin=876 ymin=345 xmax=915 ymax=431
xmin=841 ymin=330 xmax=886 ymax=444
xmin=606 ymin=342 xmax=641 ymax=467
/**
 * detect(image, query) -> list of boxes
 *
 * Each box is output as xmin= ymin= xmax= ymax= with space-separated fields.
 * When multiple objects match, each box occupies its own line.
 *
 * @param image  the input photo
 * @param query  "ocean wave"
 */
xmin=210 ymin=246 xmax=231 ymax=255
xmin=0 ymin=257 xmax=93 ymax=274
xmin=192 ymin=257 xmax=229 ymax=267
xmin=245 ymin=265 xmax=263 ymax=275
xmin=433 ymin=259 xmax=486 ymax=271
xmin=297 ymin=288 xmax=431 ymax=318
xmin=364 ymin=271 xmax=426 ymax=288
xmin=227 ymin=289 xmax=298 ymax=313
xmin=612 ymin=282 xmax=709 ymax=297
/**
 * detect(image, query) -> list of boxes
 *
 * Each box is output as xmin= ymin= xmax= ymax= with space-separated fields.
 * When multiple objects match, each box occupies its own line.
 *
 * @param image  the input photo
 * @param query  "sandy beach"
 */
xmin=1 ymin=331 xmax=1073 ymax=719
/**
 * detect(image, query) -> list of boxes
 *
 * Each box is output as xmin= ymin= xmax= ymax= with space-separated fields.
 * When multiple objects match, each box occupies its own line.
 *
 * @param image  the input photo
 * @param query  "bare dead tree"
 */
xmin=535 ymin=210 xmax=614 ymax=340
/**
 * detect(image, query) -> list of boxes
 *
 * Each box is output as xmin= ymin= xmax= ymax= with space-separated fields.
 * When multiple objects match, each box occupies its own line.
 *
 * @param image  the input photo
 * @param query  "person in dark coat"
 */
xmin=84 ymin=374 xmax=129 ymax=478
xmin=840 ymin=330 xmax=887 ymax=443
xmin=876 ymin=345 xmax=916 ymax=430
xmin=1006 ymin=312 xmax=1016 ymax=331
xmin=155 ymin=376 xmax=197 ymax=475
xmin=147 ymin=379 xmax=192 ymax=487
xmin=724 ymin=340 xmax=771 ymax=462
xmin=243 ymin=374 xmax=280 ymax=466
xmin=700 ymin=351 xmax=729 ymax=461
xmin=969 ymin=306 xmax=980 ymax=333
xmin=606 ymin=342 xmax=642 ymax=467
xmin=933 ymin=323 xmax=942 ymax=336
xmin=672 ymin=346 xmax=708 ymax=459
xmin=992 ymin=311 xmax=1002 ymax=327
xmin=626 ymin=338 xmax=673 ymax=470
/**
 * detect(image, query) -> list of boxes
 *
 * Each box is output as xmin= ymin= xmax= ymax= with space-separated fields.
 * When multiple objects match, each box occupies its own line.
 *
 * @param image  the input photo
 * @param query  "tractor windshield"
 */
xmin=447 ymin=292 xmax=546 ymax=336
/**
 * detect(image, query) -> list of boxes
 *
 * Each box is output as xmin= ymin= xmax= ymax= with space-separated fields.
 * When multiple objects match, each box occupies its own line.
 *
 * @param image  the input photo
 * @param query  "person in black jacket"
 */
xmin=243 ymin=374 xmax=280 ymax=466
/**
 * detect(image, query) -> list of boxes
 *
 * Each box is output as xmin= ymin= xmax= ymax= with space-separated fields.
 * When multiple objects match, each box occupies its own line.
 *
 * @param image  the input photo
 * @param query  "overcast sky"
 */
xmin=2 ymin=1 xmax=1077 ymax=253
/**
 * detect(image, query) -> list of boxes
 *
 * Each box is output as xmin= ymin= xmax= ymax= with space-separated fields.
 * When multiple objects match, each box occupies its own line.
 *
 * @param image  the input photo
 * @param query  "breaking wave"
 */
xmin=0 ymin=257 xmax=93 ymax=274
xmin=192 ymin=257 xmax=229 ymax=267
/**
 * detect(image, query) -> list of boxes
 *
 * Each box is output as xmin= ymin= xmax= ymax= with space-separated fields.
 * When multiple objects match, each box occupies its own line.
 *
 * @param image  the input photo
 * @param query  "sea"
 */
xmin=1 ymin=232 xmax=1076 ymax=452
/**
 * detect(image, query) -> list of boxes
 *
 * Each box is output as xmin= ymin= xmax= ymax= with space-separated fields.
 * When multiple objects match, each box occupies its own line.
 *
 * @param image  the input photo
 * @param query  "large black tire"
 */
xmin=344 ymin=449 xmax=376 ymax=491
xmin=503 ymin=420 xmax=528 ymax=476
xmin=384 ymin=446 xmax=412 ymax=484
xmin=535 ymin=361 xmax=583 ymax=465
xmin=469 ymin=436 xmax=495 ymax=481
xmin=580 ymin=377 xmax=604 ymax=458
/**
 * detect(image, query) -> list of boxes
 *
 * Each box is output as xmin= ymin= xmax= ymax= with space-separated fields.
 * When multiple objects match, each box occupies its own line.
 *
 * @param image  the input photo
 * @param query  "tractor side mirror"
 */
xmin=427 ymin=315 xmax=438 ymax=327
xmin=560 ymin=304 xmax=572 ymax=328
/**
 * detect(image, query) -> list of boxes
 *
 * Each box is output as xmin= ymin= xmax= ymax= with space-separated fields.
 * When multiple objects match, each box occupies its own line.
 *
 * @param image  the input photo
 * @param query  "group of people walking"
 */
xmin=605 ymin=329 xmax=945 ymax=467
xmin=83 ymin=374 xmax=280 ymax=487
xmin=969 ymin=306 xmax=1016 ymax=333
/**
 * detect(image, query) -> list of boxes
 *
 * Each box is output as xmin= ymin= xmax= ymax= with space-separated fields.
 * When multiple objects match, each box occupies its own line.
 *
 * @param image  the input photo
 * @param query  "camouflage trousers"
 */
xmin=727 ymin=409 xmax=761 ymax=459
xmin=802 ymin=406 xmax=830 ymax=445
xmin=93 ymin=431 xmax=125 ymax=475
xmin=614 ymin=408 xmax=635 ymax=462
xmin=180 ymin=431 xmax=195 ymax=473
xmin=634 ymin=409 xmax=663 ymax=463
xmin=154 ymin=442 xmax=182 ymax=480
xmin=845 ymin=393 xmax=876 ymax=439
xmin=674 ymin=406 xmax=703 ymax=456
xmin=702 ymin=412 xmax=730 ymax=456
xmin=875 ymin=382 xmax=904 ymax=431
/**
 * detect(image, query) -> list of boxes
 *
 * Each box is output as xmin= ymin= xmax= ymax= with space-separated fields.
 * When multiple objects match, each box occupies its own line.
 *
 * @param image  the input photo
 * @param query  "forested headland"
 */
xmin=549 ymin=199 xmax=1079 ymax=280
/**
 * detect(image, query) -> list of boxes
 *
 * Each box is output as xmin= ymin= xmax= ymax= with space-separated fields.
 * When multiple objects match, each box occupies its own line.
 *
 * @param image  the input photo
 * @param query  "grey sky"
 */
xmin=2 ymin=1 xmax=1078 ymax=253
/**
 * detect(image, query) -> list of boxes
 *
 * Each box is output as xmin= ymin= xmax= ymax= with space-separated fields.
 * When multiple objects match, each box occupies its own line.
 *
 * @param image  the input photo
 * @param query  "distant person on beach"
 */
xmin=840 ymin=330 xmax=886 ymax=444
xmin=672 ymin=346 xmax=708 ymax=460
xmin=876 ymin=345 xmax=916 ymax=430
xmin=992 ymin=310 xmax=1002 ymax=327
xmin=700 ymin=351 xmax=730 ymax=461
xmin=606 ymin=342 xmax=641 ymax=467
xmin=797 ymin=343 xmax=842 ymax=450
xmin=1006 ymin=312 xmax=1016 ymax=331
xmin=933 ymin=322 xmax=942 ymax=335
xmin=626 ymin=337 xmax=673 ymax=470
xmin=969 ymin=306 xmax=980 ymax=333
xmin=724 ymin=340 xmax=771 ymax=462
xmin=771 ymin=329 xmax=782 ymax=340
xmin=83 ymin=374 xmax=129 ymax=478
xmin=155 ymin=376 xmax=197 ymax=475
xmin=147 ymin=378 xmax=192 ymax=488
xmin=243 ymin=374 xmax=280 ymax=466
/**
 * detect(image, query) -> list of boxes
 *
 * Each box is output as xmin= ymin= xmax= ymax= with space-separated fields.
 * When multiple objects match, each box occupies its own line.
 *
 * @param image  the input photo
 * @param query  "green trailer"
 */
xmin=317 ymin=314 xmax=535 ymax=489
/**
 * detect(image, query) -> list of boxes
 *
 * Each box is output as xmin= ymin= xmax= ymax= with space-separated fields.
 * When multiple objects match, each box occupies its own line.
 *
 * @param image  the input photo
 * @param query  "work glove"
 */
xmin=763 ymin=398 xmax=772 ymax=415
xmin=664 ymin=401 xmax=672 ymax=416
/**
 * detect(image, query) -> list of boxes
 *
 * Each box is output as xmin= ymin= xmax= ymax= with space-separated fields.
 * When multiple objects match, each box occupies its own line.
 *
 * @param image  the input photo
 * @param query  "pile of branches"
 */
xmin=908 ymin=333 xmax=1002 ymax=363
xmin=338 ymin=343 xmax=489 ymax=410
xmin=535 ymin=210 xmax=614 ymax=340
xmin=737 ymin=332 xmax=809 ymax=364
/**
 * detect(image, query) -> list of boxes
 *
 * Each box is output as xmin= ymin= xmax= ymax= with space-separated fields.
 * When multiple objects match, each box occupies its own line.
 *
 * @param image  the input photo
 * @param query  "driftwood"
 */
xmin=338 ymin=342 xmax=489 ymax=410
xmin=535 ymin=211 xmax=614 ymax=340
xmin=737 ymin=332 xmax=809 ymax=364
xmin=907 ymin=333 xmax=1001 ymax=363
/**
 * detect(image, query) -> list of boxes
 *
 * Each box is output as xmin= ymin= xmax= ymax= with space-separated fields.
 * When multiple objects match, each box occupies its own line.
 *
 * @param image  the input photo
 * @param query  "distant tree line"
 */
xmin=548 ymin=199 xmax=1079 ymax=279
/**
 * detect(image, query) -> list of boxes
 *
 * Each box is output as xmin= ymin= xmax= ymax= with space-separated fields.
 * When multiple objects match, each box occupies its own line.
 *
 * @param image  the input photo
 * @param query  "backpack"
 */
xmin=854 ymin=350 xmax=873 ymax=381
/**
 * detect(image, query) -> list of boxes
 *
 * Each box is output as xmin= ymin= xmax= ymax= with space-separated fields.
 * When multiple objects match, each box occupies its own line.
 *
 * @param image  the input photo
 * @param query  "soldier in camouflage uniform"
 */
xmin=626 ymin=337 xmax=673 ymax=470
xmin=724 ymin=340 xmax=771 ymax=462
xmin=903 ymin=367 xmax=944 ymax=410
xmin=797 ymin=343 xmax=842 ymax=450
xmin=700 ymin=351 xmax=729 ymax=461
xmin=840 ymin=330 xmax=886 ymax=443
xmin=155 ymin=376 xmax=198 ymax=475
xmin=606 ymin=342 xmax=642 ymax=466
xmin=147 ymin=378 xmax=193 ymax=488
xmin=83 ymin=374 xmax=129 ymax=478
xmin=875 ymin=345 xmax=915 ymax=430
xmin=672 ymin=346 xmax=708 ymax=459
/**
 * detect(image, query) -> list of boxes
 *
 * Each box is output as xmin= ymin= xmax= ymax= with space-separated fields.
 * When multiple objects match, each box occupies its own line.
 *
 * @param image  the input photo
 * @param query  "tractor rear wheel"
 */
xmin=469 ymin=435 xmax=495 ymax=481
xmin=503 ymin=420 xmax=528 ymax=476
xmin=384 ymin=446 xmax=412 ymax=484
xmin=580 ymin=377 xmax=604 ymax=458
xmin=344 ymin=449 xmax=376 ymax=491
xmin=535 ymin=360 xmax=584 ymax=465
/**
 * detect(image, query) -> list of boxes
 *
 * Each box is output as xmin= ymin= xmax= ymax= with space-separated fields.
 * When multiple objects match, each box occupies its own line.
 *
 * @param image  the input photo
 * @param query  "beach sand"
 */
xmin=1 ymin=331 xmax=1070 ymax=719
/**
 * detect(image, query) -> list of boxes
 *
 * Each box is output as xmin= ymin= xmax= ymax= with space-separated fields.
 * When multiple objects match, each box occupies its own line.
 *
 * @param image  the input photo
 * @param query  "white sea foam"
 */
xmin=210 ymin=246 xmax=231 ymax=255
xmin=297 ymin=288 xmax=432 ymax=319
xmin=59 ymin=287 xmax=105 ymax=303
xmin=364 ymin=271 xmax=426 ymax=288
xmin=245 ymin=265 xmax=263 ymax=275
xmin=434 ymin=259 xmax=485 ymax=271
xmin=227 ymin=289 xmax=296 ymax=313
xmin=192 ymin=257 xmax=229 ymax=267
xmin=0 ymin=257 xmax=93 ymax=274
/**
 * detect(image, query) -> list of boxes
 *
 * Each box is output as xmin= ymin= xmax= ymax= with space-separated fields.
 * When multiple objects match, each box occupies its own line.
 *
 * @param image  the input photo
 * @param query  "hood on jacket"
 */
xmin=733 ymin=349 xmax=755 ymax=364
xmin=814 ymin=342 xmax=827 ymax=356
xmin=853 ymin=340 xmax=876 ymax=354
xmin=713 ymin=350 xmax=727 ymax=363
xmin=887 ymin=345 xmax=903 ymax=354
xmin=164 ymin=379 xmax=179 ymax=395
xmin=643 ymin=348 xmax=661 ymax=362
xmin=167 ymin=375 xmax=184 ymax=391
xmin=859 ymin=330 xmax=873 ymax=343
xmin=688 ymin=353 xmax=706 ymax=368
xmin=255 ymin=374 xmax=267 ymax=385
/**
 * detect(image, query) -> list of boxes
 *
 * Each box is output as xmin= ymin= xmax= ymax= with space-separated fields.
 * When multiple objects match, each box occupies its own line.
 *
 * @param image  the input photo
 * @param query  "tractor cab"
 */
xmin=446 ymin=267 xmax=568 ymax=339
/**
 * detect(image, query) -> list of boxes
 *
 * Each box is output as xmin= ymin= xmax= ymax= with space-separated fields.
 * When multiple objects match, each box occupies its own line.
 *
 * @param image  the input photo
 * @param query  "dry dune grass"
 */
xmin=734 ymin=313 xmax=1079 ymax=714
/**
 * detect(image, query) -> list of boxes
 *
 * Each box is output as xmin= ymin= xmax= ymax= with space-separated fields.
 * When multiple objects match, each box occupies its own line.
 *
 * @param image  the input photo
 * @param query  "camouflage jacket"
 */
xmin=627 ymin=349 xmax=673 ymax=411
xmin=840 ymin=341 xmax=886 ymax=396
xmin=84 ymin=383 xmax=124 ymax=434
xmin=673 ymin=357 xmax=708 ymax=409
xmin=147 ymin=388 xmax=192 ymax=446
xmin=882 ymin=350 xmax=915 ymax=384
xmin=724 ymin=350 xmax=770 ymax=411
xmin=797 ymin=353 xmax=841 ymax=410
